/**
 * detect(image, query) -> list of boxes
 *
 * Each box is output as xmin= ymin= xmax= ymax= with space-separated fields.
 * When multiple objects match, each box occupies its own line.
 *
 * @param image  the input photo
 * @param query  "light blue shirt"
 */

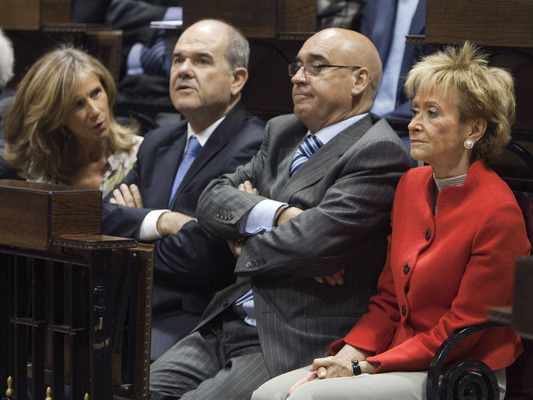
xmin=371 ymin=0 xmax=419 ymax=116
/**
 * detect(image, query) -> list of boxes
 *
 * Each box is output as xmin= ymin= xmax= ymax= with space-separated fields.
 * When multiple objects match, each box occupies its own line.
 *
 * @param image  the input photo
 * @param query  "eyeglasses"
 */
xmin=288 ymin=62 xmax=362 ymax=77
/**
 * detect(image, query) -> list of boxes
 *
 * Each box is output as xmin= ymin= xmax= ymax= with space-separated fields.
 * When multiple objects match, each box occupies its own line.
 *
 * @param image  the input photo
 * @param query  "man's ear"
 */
xmin=351 ymin=68 xmax=369 ymax=97
xmin=230 ymin=67 xmax=248 ymax=96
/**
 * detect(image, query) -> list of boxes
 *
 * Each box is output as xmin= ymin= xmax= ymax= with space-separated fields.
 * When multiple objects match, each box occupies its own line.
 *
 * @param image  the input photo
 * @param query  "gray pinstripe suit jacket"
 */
xmin=196 ymin=113 xmax=411 ymax=378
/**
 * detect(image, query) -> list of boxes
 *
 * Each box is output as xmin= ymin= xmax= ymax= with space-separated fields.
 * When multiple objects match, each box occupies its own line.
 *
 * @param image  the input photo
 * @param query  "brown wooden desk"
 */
xmin=0 ymin=180 xmax=153 ymax=400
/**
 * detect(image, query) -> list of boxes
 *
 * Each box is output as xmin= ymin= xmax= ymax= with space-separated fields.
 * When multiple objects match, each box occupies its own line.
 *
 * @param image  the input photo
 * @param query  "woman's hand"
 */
xmin=286 ymin=344 xmax=377 ymax=397
xmin=310 ymin=356 xmax=353 ymax=379
xmin=287 ymin=371 xmax=318 ymax=397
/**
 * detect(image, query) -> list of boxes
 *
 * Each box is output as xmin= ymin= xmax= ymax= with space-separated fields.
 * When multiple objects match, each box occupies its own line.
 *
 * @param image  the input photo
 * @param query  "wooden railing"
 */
xmin=0 ymin=180 xmax=153 ymax=400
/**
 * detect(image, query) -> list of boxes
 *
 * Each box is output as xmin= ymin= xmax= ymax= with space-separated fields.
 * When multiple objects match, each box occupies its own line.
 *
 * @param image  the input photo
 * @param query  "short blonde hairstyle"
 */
xmin=3 ymin=46 xmax=139 ymax=183
xmin=404 ymin=42 xmax=515 ymax=162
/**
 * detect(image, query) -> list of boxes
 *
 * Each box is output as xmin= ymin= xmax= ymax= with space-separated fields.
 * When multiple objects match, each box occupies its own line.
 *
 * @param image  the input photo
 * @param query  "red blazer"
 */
xmin=331 ymin=160 xmax=531 ymax=373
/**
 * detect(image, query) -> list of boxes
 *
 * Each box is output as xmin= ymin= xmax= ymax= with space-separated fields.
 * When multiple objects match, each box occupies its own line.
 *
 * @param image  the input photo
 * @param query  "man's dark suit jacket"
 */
xmin=101 ymin=102 xmax=264 ymax=359
xmin=197 ymin=113 xmax=411 ymax=378
xmin=106 ymin=0 xmax=181 ymax=78
xmin=361 ymin=0 xmax=430 ymax=120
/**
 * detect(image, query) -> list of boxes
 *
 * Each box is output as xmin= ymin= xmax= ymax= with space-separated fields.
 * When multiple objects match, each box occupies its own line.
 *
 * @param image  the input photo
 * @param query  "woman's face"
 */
xmin=408 ymin=86 xmax=476 ymax=178
xmin=64 ymin=71 xmax=110 ymax=145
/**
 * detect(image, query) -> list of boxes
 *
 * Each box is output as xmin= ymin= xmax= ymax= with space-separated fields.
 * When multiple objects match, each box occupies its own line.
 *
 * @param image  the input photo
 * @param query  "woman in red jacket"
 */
xmin=252 ymin=42 xmax=531 ymax=400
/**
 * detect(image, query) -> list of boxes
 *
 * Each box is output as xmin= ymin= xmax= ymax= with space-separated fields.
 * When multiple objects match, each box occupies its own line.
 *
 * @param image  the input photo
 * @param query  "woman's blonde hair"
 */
xmin=3 ymin=46 xmax=139 ymax=183
xmin=404 ymin=42 xmax=515 ymax=162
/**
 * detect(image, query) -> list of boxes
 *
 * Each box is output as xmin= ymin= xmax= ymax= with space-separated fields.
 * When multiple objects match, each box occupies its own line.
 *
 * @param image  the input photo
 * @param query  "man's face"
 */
xmin=291 ymin=31 xmax=357 ymax=133
xmin=169 ymin=22 xmax=234 ymax=124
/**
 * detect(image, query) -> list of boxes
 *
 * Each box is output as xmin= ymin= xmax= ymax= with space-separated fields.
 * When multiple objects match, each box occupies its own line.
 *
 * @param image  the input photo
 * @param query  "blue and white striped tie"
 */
xmin=290 ymin=134 xmax=324 ymax=176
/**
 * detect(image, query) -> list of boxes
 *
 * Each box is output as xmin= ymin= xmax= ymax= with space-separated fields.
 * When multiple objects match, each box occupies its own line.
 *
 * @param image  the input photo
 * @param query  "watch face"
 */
xmin=351 ymin=360 xmax=362 ymax=375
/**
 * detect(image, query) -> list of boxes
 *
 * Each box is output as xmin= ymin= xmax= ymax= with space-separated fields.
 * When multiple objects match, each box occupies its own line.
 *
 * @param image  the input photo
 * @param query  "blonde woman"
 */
xmin=3 ymin=46 xmax=142 ymax=196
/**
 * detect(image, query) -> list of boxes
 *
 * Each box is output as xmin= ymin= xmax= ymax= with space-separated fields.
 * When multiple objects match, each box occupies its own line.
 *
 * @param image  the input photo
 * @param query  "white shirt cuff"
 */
xmin=137 ymin=209 xmax=170 ymax=241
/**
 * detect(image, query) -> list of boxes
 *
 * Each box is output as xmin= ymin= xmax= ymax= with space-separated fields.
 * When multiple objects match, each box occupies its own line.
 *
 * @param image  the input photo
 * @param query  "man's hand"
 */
xmin=274 ymin=205 xmax=303 ymax=226
xmin=314 ymin=268 xmax=345 ymax=286
xmin=228 ymin=239 xmax=244 ymax=257
xmin=238 ymin=180 xmax=259 ymax=195
xmin=156 ymin=211 xmax=197 ymax=236
xmin=109 ymin=183 xmax=143 ymax=208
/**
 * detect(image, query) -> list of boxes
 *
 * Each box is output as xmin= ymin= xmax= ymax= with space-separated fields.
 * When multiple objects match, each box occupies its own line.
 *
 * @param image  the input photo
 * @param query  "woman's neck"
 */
xmin=76 ymin=137 xmax=110 ymax=164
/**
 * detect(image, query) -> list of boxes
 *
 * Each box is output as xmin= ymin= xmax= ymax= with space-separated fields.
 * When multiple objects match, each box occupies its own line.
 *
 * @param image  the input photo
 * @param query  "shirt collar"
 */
xmin=311 ymin=113 xmax=368 ymax=145
xmin=186 ymin=115 xmax=226 ymax=147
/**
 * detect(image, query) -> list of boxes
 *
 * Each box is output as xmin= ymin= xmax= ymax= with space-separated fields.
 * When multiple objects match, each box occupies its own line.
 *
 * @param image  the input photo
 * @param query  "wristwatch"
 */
xmin=351 ymin=360 xmax=362 ymax=376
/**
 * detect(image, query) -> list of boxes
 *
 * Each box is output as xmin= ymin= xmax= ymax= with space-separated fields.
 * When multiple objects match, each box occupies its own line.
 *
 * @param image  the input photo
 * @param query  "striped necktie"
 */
xmin=290 ymin=134 xmax=324 ymax=176
xmin=140 ymin=30 xmax=170 ymax=77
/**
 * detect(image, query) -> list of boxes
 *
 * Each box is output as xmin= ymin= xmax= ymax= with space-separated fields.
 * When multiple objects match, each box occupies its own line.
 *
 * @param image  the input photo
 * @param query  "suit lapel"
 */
xmin=154 ymin=131 xmax=187 ymax=206
xmin=278 ymin=115 xmax=374 ymax=201
xmin=267 ymin=121 xmax=308 ymax=200
xmin=170 ymin=102 xmax=247 ymax=203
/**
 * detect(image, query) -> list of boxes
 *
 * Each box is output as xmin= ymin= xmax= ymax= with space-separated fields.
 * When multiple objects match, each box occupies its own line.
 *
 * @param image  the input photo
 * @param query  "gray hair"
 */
xmin=0 ymin=29 xmax=14 ymax=87
xmin=224 ymin=23 xmax=250 ymax=70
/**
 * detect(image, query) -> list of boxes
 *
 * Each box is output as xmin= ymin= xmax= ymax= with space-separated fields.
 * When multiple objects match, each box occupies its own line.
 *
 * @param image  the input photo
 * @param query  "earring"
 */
xmin=464 ymin=139 xmax=474 ymax=149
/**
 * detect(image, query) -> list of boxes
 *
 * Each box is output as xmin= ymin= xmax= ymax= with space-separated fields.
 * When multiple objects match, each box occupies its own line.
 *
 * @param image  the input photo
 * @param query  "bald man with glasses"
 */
xmin=149 ymin=28 xmax=410 ymax=400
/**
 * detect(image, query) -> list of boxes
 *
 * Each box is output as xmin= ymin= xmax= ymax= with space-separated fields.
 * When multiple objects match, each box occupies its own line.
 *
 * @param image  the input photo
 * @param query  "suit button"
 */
xmin=425 ymin=229 xmax=431 ymax=241
xmin=401 ymin=305 xmax=407 ymax=316
xmin=403 ymin=263 xmax=411 ymax=275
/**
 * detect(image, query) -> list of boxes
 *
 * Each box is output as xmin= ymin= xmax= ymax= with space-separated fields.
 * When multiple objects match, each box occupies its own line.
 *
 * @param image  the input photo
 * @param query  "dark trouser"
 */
xmin=149 ymin=316 xmax=271 ymax=400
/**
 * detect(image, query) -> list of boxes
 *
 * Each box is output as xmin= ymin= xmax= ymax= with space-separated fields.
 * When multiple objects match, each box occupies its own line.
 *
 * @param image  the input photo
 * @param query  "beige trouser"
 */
xmin=252 ymin=365 xmax=506 ymax=400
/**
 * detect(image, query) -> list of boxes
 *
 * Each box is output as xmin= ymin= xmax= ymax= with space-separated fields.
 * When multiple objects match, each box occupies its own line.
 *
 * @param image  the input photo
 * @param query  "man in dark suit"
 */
xmin=149 ymin=28 xmax=410 ymax=400
xmin=105 ymin=0 xmax=183 ymax=104
xmin=101 ymin=19 xmax=264 ymax=361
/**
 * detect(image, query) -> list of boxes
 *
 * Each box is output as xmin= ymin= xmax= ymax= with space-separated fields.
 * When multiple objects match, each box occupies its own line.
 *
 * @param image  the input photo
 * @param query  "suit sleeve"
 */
xmin=197 ymin=118 xmax=279 ymax=240
xmin=101 ymin=154 xmax=152 ymax=238
xmin=149 ymin=121 xmax=265 ymax=289
xmin=198 ymin=119 xmax=410 ymax=278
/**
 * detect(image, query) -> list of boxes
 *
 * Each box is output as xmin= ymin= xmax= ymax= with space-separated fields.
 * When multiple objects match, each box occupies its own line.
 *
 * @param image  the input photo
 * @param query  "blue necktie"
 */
xmin=290 ymin=134 xmax=324 ymax=176
xmin=168 ymin=137 xmax=201 ymax=207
